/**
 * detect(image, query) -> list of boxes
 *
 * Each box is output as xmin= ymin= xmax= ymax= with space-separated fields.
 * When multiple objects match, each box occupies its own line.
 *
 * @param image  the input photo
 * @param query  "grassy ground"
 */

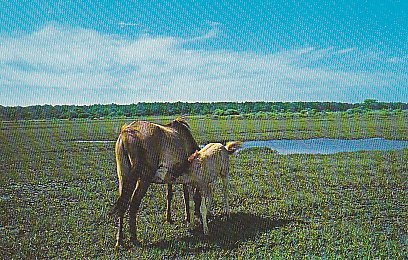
xmin=0 ymin=115 xmax=407 ymax=258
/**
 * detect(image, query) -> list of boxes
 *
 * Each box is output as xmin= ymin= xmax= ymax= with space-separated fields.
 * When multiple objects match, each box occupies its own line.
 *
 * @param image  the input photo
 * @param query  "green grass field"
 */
xmin=0 ymin=115 xmax=407 ymax=258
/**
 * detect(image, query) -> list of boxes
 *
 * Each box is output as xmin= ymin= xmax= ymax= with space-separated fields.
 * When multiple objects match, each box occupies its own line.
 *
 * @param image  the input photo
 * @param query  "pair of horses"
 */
xmin=110 ymin=118 xmax=229 ymax=248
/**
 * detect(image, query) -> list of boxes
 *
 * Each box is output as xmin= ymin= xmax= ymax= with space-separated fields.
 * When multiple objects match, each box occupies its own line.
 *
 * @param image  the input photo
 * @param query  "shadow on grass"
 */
xmin=147 ymin=212 xmax=299 ymax=253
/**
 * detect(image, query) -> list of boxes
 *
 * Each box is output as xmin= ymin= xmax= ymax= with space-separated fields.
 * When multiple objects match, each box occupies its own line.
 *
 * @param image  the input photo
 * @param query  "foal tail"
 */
xmin=109 ymin=128 xmax=139 ymax=217
xmin=225 ymin=141 xmax=242 ymax=154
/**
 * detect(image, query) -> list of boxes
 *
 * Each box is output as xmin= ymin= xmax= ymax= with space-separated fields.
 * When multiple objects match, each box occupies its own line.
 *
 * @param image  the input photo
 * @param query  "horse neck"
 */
xmin=173 ymin=124 xmax=199 ymax=152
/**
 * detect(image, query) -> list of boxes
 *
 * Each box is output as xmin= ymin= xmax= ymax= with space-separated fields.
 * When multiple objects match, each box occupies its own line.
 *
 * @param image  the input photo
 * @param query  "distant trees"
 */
xmin=212 ymin=108 xmax=240 ymax=116
xmin=0 ymin=101 xmax=407 ymax=121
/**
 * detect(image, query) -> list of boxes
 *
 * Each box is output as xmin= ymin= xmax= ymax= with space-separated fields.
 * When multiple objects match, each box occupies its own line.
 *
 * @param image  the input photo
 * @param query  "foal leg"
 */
xmin=200 ymin=194 xmax=209 ymax=235
xmin=128 ymin=177 xmax=151 ymax=246
xmin=166 ymin=184 xmax=173 ymax=223
xmin=115 ymin=216 xmax=124 ymax=249
xmin=183 ymin=185 xmax=196 ymax=228
xmin=183 ymin=185 xmax=202 ymax=224
xmin=206 ymin=185 xmax=213 ymax=218
xmin=221 ymin=176 xmax=231 ymax=218
xmin=189 ymin=197 xmax=195 ymax=228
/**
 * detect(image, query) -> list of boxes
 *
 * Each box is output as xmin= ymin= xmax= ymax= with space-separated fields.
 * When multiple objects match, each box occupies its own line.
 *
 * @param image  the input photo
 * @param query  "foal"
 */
xmin=178 ymin=141 xmax=241 ymax=235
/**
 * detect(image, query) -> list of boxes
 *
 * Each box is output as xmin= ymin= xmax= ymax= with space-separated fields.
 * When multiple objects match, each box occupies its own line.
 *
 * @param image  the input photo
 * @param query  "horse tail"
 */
xmin=110 ymin=129 xmax=138 ymax=217
xmin=224 ymin=141 xmax=242 ymax=154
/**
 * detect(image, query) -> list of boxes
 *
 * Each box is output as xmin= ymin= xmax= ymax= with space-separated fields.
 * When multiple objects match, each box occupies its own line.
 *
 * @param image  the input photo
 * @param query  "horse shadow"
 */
xmin=147 ymin=212 xmax=299 ymax=252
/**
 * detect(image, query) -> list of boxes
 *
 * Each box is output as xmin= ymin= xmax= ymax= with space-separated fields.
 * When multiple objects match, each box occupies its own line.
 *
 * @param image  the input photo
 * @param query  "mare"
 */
xmin=110 ymin=118 xmax=200 ymax=247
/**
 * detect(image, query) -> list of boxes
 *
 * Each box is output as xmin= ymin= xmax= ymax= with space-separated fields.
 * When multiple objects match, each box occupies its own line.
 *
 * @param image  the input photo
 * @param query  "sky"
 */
xmin=0 ymin=1 xmax=407 ymax=106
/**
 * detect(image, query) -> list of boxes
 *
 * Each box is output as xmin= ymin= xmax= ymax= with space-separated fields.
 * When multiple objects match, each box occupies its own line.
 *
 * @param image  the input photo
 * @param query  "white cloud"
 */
xmin=187 ymin=22 xmax=221 ymax=42
xmin=387 ymin=55 xmax=408 ymax=64
xmin=0 ymin=24 xmax=406 ymax=105
xmin=118 ymin=22 xmax=141 ymax=28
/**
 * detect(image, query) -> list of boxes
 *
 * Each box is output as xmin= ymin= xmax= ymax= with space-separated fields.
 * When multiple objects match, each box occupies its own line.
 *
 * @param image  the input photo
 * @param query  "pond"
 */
xmin=240 ymin=138 xmax=408 ymax=155
xmin=74 ymin=138 xmax=408 ymax=155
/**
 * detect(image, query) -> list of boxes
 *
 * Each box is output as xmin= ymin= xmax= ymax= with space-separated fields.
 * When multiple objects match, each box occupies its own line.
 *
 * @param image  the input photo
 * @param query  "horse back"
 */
xmin=120 ymin=120 xmax=197 ymax=172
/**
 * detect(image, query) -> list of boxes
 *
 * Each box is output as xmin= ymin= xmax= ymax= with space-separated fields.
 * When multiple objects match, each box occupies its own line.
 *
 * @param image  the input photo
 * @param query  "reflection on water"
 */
xmin=241 ymin=138 xmax=408 ymax=155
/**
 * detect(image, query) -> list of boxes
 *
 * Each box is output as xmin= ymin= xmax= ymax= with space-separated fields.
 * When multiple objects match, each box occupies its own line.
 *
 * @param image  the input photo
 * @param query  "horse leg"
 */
xmin=193 ymin=188 xmax=202 ymax=221
xmin=182 ymin=184 xmax=190 ymax=223
xmin=113 ymin=166 xmax=139 ymax=248
xmin=128 ymin=177 xmax=151 ymax=246
xmin=166 ymin=184 xmax=173 ymax=223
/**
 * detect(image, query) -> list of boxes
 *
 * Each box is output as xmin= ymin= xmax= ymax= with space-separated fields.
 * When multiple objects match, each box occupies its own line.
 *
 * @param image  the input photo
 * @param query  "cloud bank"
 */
xmin=0 ymin=24 xmax=406 ymax=105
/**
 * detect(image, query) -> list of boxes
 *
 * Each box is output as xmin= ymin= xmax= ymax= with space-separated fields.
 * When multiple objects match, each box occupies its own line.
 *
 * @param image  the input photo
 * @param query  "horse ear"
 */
xmin=193 ymin=150 xmax=200 ymax=159
xmin=175 ymin=116 xmax=186 ymax=123
xmin=188 ymin=150 xmax=199 ymax=162
xmin=187 ymin=154 xmax=194 ymax=162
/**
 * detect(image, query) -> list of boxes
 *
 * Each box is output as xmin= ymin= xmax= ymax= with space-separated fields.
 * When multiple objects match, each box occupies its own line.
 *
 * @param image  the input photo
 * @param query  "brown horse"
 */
xmin=110 ymin=118 xmax=200 ymax=247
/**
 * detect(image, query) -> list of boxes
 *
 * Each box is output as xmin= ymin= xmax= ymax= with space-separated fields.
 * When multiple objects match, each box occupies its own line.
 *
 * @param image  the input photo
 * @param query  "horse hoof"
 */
xmin=187 ymin=221 xmax=196 ymax=230
xmin=114 ymin=240 xmax=123 ymax=250
xmin=130 ymin=238 xmax=141 ymax=247
xmin=114 ymin=244 xmax=123 ymax=252
xmin=194 ymin=215 xmax=202 ymax=224
xmin=165 ymin=219 xmax=174 ymax=224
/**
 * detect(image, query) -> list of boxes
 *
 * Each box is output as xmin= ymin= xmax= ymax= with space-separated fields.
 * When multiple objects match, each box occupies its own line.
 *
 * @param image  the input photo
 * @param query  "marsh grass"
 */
xmin=1 ymin=113 xmax=406 ymax=143
xmin=0 ymin=115 xmax=407 ymax=258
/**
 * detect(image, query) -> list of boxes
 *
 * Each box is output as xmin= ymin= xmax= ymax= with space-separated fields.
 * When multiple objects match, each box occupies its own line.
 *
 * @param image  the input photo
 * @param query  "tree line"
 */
xmin=1 ymin=100 xmax=407 ymax=121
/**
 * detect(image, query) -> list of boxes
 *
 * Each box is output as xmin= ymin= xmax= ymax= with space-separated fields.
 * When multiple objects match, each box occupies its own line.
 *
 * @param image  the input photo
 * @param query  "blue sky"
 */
xmin=0 ymin=1 xmax=407 ymax=106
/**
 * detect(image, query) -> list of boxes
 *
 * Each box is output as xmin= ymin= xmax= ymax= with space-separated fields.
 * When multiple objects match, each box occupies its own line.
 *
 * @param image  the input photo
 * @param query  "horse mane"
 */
xmin=162 ymin=117 xmax=192 ymax=134
xmin=167 ymin=117 xmax=199 ymax=151
xmin=120 ymin=123 xmax=129 ymax=132
xmin=166 ymin=117 xmax=190 ymax=129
